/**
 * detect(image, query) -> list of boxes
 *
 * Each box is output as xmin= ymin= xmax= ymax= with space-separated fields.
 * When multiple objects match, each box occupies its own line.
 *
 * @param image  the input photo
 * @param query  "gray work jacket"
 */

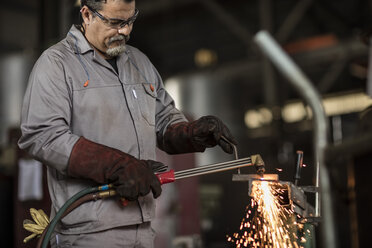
xmin=18 ymin=25 xmax=187 ymax=234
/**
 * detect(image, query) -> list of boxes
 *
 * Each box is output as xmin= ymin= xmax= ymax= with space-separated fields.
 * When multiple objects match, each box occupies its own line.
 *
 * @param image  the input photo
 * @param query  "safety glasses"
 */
xmin=87 ymin=5 xmax=139 ymax=29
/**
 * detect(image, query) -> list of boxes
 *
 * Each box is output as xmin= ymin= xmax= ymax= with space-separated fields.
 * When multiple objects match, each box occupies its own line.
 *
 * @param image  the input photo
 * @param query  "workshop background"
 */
xmin=1 ymin=0 xmax=372 ymax=247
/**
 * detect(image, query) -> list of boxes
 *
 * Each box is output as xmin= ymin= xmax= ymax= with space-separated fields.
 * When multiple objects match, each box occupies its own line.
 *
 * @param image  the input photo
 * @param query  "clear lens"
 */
xmin=87 ymin=5 xmax=139 ymax=29
xmin=107 ymin=9 xmax=138 ymax=29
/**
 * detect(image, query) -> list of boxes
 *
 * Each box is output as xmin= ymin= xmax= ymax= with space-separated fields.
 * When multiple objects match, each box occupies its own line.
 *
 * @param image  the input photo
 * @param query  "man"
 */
xmin=18 ymin=0 xmax=236 ymax=247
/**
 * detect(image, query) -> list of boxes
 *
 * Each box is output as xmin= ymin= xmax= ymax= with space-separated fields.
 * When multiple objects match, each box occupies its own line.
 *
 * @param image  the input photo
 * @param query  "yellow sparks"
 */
xmin=227 ymin=181 xmax=308 ymax=247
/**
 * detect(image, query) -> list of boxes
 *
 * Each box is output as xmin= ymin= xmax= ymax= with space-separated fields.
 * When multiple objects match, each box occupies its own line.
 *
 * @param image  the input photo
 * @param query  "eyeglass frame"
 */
xmin=86 ymin=5 xmax=139 ymax=29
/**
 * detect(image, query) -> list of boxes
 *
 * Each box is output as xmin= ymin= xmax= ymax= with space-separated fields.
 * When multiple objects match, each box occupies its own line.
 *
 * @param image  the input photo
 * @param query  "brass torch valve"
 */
xmin=251 ymin=154 xmax=265 ymax=177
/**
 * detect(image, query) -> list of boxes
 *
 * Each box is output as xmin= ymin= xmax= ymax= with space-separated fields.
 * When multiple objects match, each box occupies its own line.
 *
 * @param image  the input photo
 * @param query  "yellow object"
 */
xmin=23 ymin=208 xmax=50 ymax=243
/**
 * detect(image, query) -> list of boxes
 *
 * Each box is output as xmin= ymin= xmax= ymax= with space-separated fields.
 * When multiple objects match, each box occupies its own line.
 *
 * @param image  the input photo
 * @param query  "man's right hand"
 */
xmin=108 ymin=159 xmax=162 ymax=201
xmin=68 ymin=137 xmax=162 ymax=201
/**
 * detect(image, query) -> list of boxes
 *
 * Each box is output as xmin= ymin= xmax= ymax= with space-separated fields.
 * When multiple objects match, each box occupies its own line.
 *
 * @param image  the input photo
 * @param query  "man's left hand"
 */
xmin=189 ymin=115 xmax=237 ymax=154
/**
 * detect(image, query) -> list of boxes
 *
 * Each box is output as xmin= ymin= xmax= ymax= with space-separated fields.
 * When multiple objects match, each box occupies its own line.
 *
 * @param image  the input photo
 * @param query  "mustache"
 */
xmin=108 ymin=35 xmax=129 ymax=45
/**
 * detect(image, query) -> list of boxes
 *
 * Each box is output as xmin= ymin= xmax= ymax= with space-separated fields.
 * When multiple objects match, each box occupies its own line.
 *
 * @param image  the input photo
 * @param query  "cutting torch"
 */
xmin=119 ymin=154 xmax=265 ymax=205
xmin=157 ymin=154 xmax=265 ymax=184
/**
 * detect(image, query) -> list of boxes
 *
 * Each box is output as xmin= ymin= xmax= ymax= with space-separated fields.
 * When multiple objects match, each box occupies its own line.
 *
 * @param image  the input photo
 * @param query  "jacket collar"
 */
xmin=67 ymin=25 xmax=93 ymax=54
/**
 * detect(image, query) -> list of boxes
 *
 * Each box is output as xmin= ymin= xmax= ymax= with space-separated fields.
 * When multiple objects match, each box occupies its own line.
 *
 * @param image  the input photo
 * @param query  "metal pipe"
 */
xmin=253 ymin=31 xmax=334 ymax=248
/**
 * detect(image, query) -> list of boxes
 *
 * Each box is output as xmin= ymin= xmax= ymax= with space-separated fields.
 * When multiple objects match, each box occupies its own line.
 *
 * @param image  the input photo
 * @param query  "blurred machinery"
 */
xmin=0 ymin=52 xmax=34 ymax=147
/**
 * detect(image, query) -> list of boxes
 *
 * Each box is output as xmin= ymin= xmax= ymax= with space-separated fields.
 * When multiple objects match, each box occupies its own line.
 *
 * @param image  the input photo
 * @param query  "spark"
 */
xmin=227 ymin=181 xmax=308 ymax=247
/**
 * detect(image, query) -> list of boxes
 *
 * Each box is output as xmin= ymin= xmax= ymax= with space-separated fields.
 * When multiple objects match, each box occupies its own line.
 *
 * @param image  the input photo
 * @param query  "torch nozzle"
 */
xmin=251 ymin=154 xmax=265 ymax=177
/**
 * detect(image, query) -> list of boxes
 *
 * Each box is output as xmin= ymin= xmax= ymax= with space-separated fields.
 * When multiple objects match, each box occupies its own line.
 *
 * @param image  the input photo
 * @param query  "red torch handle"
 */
xmin=156 ymin=169 xmax=175 ymax=185
xmin=120 ymin=170 xmax=175 ymax=206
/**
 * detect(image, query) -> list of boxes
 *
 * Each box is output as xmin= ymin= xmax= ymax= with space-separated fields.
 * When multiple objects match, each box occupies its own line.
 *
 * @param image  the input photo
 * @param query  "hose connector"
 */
xmin=98 ymin=189 xmax=117 ymax=199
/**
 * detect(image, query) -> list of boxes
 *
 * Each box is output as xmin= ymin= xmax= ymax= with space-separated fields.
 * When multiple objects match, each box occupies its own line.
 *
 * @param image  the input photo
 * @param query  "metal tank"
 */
xmin=165 ymin=71 xmax=245 ymax=166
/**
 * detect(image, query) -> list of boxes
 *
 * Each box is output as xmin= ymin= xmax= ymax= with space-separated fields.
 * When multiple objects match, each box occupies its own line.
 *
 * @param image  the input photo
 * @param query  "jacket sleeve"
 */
xmin=18 ymin=52 xmax=80 ymax=175
xmin=152 ymin=64 xmax=188 ymax=149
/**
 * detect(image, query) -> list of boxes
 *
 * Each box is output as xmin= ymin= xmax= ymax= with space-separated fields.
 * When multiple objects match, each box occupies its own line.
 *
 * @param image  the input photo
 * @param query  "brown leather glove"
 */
xmin=160 ymin=115 xmax=237 ymax=154
xmin=68 ymin=137 xmax=162 ymax=201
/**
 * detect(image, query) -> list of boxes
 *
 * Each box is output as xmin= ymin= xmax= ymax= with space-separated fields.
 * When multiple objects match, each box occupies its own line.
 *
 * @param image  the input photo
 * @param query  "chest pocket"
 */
xmin=136 ymin=83 xmax=157 ymax=126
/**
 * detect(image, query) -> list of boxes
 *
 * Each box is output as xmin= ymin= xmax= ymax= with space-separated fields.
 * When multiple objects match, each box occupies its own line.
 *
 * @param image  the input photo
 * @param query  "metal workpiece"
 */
xmin=232 ymin=173 xmax=279 ymax=182
xmin=279 ymin=181 xmax=316 ymax=222
xmin=233 ymin=173 xmax=316 ymax=223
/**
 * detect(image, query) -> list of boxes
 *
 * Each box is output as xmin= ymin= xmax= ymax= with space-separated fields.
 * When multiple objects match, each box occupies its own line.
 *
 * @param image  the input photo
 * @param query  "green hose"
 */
xmin=41 ymin=185 xmax=110 ymax=248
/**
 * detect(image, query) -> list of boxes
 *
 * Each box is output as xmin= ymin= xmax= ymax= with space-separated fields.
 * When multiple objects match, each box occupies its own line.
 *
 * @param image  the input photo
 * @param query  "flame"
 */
xmin=227 ymin=181 xmax=307 ymax=247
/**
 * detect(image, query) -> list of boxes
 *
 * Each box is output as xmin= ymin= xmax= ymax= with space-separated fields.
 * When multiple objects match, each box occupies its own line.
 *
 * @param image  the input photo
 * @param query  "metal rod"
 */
xmin=220 ymin=135 xmax=239 ymax=160
xmin=253 ymin=31 xmax=333 ymax=248
xmin=174 ymin=157 xmax=252 ymax=179
xmin=175 ymin=162 xmax=250 ymax=179
xmin=220 ymin=135 xmax=240 ymax=173
xmin=174 ymin=157 xmax=251 ymax=175
xmin=175 ymin=161 xmax=253 ymax=180
xmin=294 ymin=150 xmax=304 ymax=186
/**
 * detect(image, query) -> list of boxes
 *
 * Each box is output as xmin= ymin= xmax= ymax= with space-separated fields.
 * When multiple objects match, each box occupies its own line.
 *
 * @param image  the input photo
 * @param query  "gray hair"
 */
xmin=81 ymin=0 xmax=134 ymax=11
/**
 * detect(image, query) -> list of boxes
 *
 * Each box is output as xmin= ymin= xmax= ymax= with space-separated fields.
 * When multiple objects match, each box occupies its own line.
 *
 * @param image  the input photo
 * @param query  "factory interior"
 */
xmin=1 ymin=0 xmax=372 ymax=247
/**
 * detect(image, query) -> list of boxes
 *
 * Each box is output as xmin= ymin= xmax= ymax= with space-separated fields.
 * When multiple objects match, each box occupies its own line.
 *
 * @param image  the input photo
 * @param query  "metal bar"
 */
xmin=294 ymin=150 xmax=304 ymax=186
xmin=253 ymin=31 xmax=335 ymax=248
xmin=275 ymin=0 xmax=314 ymax=43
